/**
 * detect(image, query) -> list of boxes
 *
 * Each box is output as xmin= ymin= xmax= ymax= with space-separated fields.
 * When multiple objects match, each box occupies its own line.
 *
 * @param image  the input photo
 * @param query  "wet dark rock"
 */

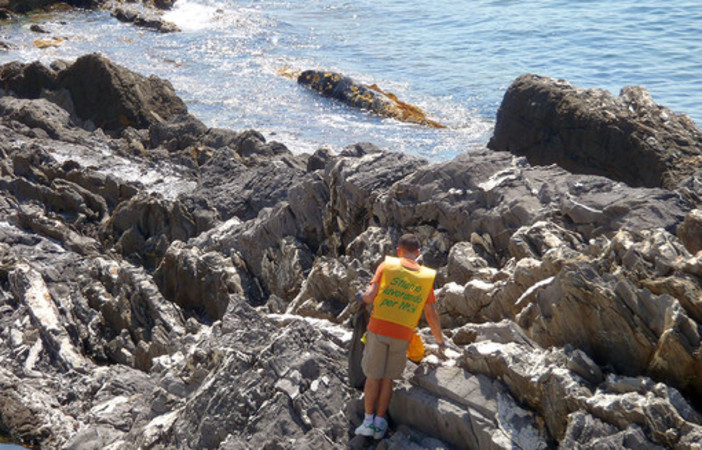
xmin=0 ymin=97 xmax=78 ymax=140
xmin=0 ymin=0 xmax=102 ymax=14
xmin=0 ymin=60 xmax=57 ymax=99
xmin=307 ymin=146 xmax=335 ymax=172
xmin=0 ymin=41 xmax=17 ymax=52
xmin=57 ymin=53 xmax=187 ymax=132
xmin=489 ymin=74 xmax=702 ymax=190
xmin=29 ymin=24 xmax=49 ymax=33
xmin=231 ymin=128 xmax=291 ymax=161
xmin=197 ymin=126 xmax=239 ymax=150
xmin=148 ymin=113 xmax=208 ymax=151
xmin=112 ymin=6 xmax=180 ymax=33
xmin=152 ymin=0 xmax=175 ymax=10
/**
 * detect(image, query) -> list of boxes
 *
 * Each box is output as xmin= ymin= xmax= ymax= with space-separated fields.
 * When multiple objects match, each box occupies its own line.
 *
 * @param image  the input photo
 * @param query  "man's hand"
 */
xmin=355 ymin=290 xmax=365 ymax=304
xmin=437 ymin=342 xmax=449 ymax=360
xmin=438 ymin=341 xmax=460 ymax=360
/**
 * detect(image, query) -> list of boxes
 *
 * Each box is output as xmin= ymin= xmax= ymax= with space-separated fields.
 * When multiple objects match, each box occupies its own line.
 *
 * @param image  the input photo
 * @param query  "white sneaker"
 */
xmin=373 ymin=417 xmax=387 ymax=440
xmin=354 ymin=421 xmax=375 ymax=437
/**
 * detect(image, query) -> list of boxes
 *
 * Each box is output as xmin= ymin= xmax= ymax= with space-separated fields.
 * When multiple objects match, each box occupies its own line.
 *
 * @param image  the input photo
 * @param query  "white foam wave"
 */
xmin=163 ymin=0 xmax=221 ymax=31
xmin=163 ymin=0 xmax=265 ymax=33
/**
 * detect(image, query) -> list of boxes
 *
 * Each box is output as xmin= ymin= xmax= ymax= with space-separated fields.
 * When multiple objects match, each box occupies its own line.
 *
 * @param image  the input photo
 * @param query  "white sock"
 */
xmin=374 ymin=416 xmax=387 ymax=428
xmin=363 ymin=413 xmax=374 ymax=424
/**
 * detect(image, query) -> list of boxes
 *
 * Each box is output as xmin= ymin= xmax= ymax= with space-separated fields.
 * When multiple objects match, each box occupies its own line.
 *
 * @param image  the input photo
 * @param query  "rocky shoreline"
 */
xmin=0 ymin=51 xmax=701 ymax=449
xmin=0 ymin=0 xmax=179 ymax=34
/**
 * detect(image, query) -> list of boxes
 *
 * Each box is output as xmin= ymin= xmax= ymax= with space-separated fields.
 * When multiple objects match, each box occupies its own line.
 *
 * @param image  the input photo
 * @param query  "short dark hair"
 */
xmin=398 ymin=233 xmax=421 ymax=253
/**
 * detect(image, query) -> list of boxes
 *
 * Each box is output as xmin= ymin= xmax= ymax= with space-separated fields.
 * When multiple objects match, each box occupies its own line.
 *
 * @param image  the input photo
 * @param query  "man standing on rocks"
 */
xmin=354 ymin=233 xmax=447 ymax=440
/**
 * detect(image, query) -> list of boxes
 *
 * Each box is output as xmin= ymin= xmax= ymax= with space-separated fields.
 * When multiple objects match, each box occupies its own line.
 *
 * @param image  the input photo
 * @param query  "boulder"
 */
xmin=488 ymin=74 xmax=702 ymax=189
xmin=104 ymin=193 xmax=200 ymax=269
xmin=127 ymin=308 xmax=354 ymax=449
xmin=57 ymin=53 xmax=187 ymax=132
xmin=508 ymin=220 xmax=585 ymax=260
xmin=259 ymin=236 xmax=314 ymax=302
xmin=286 ymin=256 xmax=364 ymax=322
xmin=8 ymin=264 xmax=89 ymax=373
xmin=517 ymin=255 xmax=702 ymax=398
xmin=307 ymin=146 xmax=335 ymax=172
xmin=445 ymin=241 xmax=491 ymax=285
xmin=83 ymin=257 xmax=186 ymax=368
xmin=560 ymin=411 xmax=665 ymax=449
xmin=677 ymin=169 xmax=702 ymax=207
xmin=153 ymin=241 xmax=244 ymax=322
xmin=152 ymin=0 xmax=175 ymax=9
xmin=0 ymin=61 xmax=57 ymax=98
xmin=148 ymin=113 xmax=207 ymax=151
xmin=677 ymin=209 xmax=702 ymax=254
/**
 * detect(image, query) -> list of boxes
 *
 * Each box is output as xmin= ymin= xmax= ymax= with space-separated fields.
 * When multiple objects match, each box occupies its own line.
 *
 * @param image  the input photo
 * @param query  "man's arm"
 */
xmin=423 ymin=302 xmax=445 ymax=345
xmin=360 ymin=282 xmax=379 ymax=305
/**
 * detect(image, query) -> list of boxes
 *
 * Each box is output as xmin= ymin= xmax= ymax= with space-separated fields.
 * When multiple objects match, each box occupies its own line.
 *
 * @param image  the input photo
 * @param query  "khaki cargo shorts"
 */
xmin=361 ymin=331 xmax=410 ymax=380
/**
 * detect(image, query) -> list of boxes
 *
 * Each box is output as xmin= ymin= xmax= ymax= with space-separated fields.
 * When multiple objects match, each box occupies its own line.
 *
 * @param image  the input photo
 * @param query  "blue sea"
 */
xmin=0 ymin=0 xmax=700 ymax=161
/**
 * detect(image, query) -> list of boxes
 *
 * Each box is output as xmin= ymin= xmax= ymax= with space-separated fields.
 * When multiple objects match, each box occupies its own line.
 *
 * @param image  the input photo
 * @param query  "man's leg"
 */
xmin=376 ymin=378 xmax=393 ymax=418
xmin=364 ymin=377 xmax=381 ymax=414
xmin=355 ymin=377 xmax=381 ymax=436
xmin=370 ymin=378 xmax=393 ymax=439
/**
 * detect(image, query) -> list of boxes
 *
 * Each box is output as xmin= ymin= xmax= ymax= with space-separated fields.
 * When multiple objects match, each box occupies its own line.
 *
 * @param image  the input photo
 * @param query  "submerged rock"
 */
xmin=112 ymin=6 xmax=180 ymax=33
xmin=297 ymin=70 xmax=445 ymax=128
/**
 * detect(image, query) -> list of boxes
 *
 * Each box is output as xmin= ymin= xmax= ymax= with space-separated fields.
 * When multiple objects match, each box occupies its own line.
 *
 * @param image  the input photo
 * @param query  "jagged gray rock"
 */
xmin=457 ymin=321 xmax=702 ymax=447
xmin=324 ymin=144 xmax=426 ymax=252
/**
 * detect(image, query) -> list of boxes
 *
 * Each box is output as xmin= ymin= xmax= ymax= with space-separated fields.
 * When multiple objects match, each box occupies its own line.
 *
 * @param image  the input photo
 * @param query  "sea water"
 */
xmin=0 ymin=0 xmax=700 ymax=161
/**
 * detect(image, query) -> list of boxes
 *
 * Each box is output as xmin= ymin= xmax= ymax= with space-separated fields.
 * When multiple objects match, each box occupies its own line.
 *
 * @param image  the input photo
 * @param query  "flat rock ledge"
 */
xmin=0 ymin=54 xmax=701 ymax=449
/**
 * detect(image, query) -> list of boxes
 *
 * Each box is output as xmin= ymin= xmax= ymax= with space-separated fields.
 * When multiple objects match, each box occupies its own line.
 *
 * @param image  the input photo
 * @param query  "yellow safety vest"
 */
xmin=372 ymin=256 xmax=436 ymax=330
